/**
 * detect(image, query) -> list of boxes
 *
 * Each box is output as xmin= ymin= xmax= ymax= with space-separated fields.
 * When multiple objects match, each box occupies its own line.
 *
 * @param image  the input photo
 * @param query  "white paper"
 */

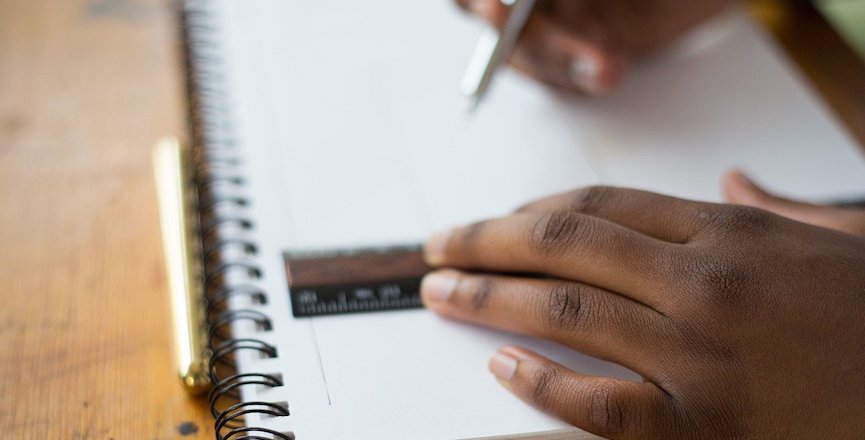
xmin=205 ymin=1 xmax=865 ymax=439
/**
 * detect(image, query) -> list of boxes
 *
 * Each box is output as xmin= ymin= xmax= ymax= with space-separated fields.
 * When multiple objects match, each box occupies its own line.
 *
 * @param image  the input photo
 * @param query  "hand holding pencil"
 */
xmin=458 ymin=0 xmax=733 ymax=100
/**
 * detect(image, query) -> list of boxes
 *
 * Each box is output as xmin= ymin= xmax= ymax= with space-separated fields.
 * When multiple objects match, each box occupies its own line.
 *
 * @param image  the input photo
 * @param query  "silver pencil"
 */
xmin=460 ymin=0 xmax=536 ymax=112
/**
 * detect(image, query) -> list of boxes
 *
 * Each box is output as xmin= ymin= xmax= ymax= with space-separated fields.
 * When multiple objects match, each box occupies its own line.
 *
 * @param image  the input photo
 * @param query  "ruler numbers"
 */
xmin=291 ymin=279 xmax=423 ymax=317
xmin=285 ymin=244 xmax=429 ymax=317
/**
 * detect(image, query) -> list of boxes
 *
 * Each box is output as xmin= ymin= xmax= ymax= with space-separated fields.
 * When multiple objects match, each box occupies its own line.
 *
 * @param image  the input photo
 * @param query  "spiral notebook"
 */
xmin=167 ymin=1 xmax=865 ymax=439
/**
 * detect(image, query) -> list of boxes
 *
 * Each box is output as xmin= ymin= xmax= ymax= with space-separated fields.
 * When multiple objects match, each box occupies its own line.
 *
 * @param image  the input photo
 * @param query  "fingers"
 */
xmin=455 ymin=0 xmax=625 ymax=95
xmin=509 ymin=14 xmax=625 ymax=95
xmin=489 ymin=346 xmax=676 ymax=439
xmin=455 ymin=0 xmax=509 ymax=27
xmin=425 ymin=210 xmax=678 ymax=308
xmin=517 ymin=186 xmax=717 ymax=243
xmin=723 ymin=170 xmax=865 ymax=236
xmin=421 ymin=270 xmax=664 ymax=369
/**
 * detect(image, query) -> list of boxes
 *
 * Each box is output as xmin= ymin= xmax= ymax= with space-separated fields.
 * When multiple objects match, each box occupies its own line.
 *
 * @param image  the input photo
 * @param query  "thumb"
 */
xmin=723 ymin=170 xmax=865 ymax=236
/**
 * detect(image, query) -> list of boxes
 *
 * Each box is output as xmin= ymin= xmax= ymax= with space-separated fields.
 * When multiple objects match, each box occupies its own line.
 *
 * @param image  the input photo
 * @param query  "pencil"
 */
xmin=460 ymin=0 xmax=536 ymax=112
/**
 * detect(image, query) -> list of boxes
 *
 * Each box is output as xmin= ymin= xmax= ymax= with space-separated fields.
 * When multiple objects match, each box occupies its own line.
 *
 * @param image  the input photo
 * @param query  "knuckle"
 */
xmin=546 ymin=283 xmax=593 ymax=332
xmin=590 ymin=381 xmax=627 ymax=436
xmin=529 ymin=210 xmax=591 ymax=257
xmin=570 ymin=186 xmax=619 ymax=216
xmin=698 ymin=205 xmax=777 ymax=238
xmin=467 ymin=277 xmax=494 ymax=312
xmin=530 ymin=364 xmax=561 ymax=410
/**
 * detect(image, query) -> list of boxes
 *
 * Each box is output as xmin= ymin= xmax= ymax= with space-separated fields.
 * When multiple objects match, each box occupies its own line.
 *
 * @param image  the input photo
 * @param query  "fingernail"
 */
xmin=421 ymin=271 xmax=459 ymax=303
xmin=489 ymin=350 xmax=519 ymax=381
xmin=424 ymin=229 xmax=452 ymax=266
xmin=569 ymin=57 xmax=603 ymax=96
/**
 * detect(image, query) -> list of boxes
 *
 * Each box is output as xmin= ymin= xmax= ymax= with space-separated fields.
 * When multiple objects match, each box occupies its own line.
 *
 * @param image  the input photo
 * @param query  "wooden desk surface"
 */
xmin=1 ymin=0 xmax=863 ymax=438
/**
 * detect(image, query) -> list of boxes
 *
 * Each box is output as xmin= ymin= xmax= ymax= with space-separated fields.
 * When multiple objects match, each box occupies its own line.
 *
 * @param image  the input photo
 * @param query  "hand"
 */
xmin=420 ymin=174 xmax=865 ymax=439
xmin=723 ymin=169 xmax=865 ymax=236
xmin=456 ymin=0 xmax=733 ymax=95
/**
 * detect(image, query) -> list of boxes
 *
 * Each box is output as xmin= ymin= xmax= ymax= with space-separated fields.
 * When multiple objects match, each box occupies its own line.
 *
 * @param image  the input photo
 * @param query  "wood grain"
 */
xmin=0 ymin=0 xmax=213 ymax=438
xmin=0 ymin=0 xmax=862 ymax=439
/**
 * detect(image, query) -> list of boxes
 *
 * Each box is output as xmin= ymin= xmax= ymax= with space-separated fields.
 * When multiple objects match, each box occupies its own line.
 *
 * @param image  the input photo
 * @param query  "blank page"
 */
xmin=554 ymin=12 xmax=865 ymax=201
xmin=206 ymin=1 xmax=865 ymax=439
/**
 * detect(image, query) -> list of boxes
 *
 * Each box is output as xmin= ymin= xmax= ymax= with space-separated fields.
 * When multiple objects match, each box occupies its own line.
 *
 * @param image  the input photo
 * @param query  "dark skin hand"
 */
xmin=421 ymin=171 xmax=865 ymax=439
xmin=456 ymin=0 xmax=733 ymax=95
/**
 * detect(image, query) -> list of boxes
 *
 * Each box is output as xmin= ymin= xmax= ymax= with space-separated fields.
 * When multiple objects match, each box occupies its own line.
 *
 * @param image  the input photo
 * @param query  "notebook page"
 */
xmin=208 ymin=1 xmax=865 ymax=439
xmin=256 ymin=1 xmax=610 ymax=438
xmin=218 ymin=0 xmax=607 ymax=439
xmin=555 ymin=12 xmax=865 ymax=201
xmin=263 ymin=3 xmax=599 ymax=249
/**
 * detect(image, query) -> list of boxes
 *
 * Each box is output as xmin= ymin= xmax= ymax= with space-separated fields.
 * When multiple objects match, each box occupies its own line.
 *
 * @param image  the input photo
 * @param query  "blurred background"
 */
xmin=819 ymin=0 xmax=865 ymax=58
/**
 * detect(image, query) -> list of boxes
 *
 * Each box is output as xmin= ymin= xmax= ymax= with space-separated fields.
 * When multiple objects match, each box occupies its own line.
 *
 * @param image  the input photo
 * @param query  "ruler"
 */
xmin=284 ymin=244 xmax=429 ymax=317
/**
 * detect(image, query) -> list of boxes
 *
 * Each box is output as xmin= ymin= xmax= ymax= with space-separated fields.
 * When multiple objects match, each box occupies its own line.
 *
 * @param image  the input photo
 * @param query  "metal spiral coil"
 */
xmin=182 ymin=1 xmax=292 ymax=439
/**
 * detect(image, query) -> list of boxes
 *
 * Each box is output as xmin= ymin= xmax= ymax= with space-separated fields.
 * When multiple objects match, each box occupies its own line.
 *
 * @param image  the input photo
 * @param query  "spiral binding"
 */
xmin=182 ymin=1 xmax=292 ymax=439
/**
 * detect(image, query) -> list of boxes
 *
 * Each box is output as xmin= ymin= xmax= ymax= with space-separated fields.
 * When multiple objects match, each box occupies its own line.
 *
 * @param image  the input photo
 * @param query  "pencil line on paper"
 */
xmin=309 ymin=319 xmax=332 ymax=405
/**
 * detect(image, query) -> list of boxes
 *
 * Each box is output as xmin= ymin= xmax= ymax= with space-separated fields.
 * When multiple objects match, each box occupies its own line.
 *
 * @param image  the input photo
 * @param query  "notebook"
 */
xmin=173 ymin=1 xmax=865 ymax=439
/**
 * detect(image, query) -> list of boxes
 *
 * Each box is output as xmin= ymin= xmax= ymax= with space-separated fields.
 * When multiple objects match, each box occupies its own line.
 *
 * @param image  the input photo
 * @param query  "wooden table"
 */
xmin=1 ymin=0 xmax=863 ymax=438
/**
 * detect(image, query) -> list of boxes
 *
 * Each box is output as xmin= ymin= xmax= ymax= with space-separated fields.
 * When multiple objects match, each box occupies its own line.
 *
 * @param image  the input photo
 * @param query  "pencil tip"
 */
xmin=462 ymin=95 xmax=480 ymax=114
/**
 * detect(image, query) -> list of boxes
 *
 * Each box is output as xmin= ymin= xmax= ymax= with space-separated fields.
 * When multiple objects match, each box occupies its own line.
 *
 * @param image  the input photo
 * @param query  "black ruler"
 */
xmin=284 ymin=244 xmax=430 ymax=317
xmin=290 ymin=278 xmax=423 ymax=317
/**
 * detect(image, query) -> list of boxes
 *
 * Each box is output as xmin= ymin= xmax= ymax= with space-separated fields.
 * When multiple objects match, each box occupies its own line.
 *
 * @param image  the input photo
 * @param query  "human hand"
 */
xmin=456 ymin=0 xmax=733 ymax=95
xmin=723 ymin=169 xmax=865 ymax=236
xmin=420 ymin=175 xmax=865 ymax=439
